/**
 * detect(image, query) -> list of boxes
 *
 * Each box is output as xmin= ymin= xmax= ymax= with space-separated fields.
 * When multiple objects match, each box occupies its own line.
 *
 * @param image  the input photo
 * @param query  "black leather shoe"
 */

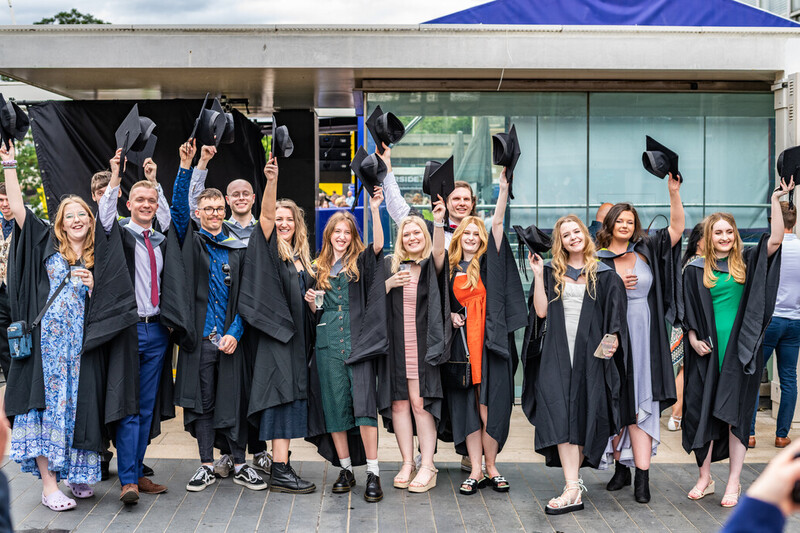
xmin=332 ymin=468 xmax=355 ymax=493
xmin=634 ymin=468 xmax=650 ymax=503
xmin=101 ymin=459 xmax=110 ymax=482
xmin=364 ymin=472 xmax=383 ymax=503
xmin=606 ymin=461 xmax=631 ymax=491
xmin=270 ymin=461 xmax=316 ymax=494
xmin=142 ymin=464 xmax=155 ymax=477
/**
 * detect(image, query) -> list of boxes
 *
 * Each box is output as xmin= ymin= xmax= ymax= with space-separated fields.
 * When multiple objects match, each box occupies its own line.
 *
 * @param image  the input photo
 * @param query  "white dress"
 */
xmin=561 ymin=282 xmax=586 ymax=368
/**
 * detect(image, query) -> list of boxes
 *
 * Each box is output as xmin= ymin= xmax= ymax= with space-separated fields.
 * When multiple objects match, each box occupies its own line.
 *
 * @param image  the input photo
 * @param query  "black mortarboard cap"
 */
xmin=272 ymin=116 xmax=294 ymax=159
xmin=211 ymin=98 xmax=235 ymax=145
xmin=365 ymin=105 xmax=405 ymax=155
xmin=642 ymin=135 xmax=681 ymax=182
xmin=513 ymin=224 xmax=551 ymax=255
xmin=114 ymin=104 xmax=157 ymax=167
xmin=0 ymin=93 xmax=30 ymax=150
xmin=350 ymin=146 xmax=387 ymax=211
xmin=422 ymin=157 xmax=455 ymax=204
xmin=492 ymin=124 xmax=521 ymax=199
xmin=189 ymin=93 xmax=226 ymax=148
xmin=777 ymin=145 xmax=800 ymax=208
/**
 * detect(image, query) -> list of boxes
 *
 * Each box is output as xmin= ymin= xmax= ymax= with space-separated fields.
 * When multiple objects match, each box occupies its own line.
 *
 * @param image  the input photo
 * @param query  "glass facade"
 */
xmin=367 ymin=91 xmax=775 ymax=239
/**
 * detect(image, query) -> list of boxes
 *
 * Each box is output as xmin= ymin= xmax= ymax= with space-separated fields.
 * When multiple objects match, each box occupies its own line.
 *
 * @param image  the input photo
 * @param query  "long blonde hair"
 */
xmin=314 ymin=211 xmax=365 ymax=290
xmin=448 ymin=216 xmax=488 ymax=289
xmin=549 ymin=215 xmax=597 ymax=300
xmin=53 ymin=195 xmax=95 ymax=269
xmin=390 ymin=216 xmax=431 ymax=274
xmin=275 ymin=199 xmax=313 ymax=274
xmin=702 ymin=212 xmax=746 ymax=289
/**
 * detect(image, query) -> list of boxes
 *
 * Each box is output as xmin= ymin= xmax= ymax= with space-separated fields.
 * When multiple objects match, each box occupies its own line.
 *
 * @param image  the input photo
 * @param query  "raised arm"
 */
xmin=377 ymin=144 xmax=411 ymax=225
xmin=529 ymin=253 xmax=548 ymax=319
xmin=189 ymin=145 xmax=216 ymax=224
xmin=492 ymin=168 xmax=510 ymax=252
xmin=432 ymin=196 xmax=446 ymax=274
xmin=141 ymin=156 xmax=172 ymax=230
xmin=0 ymin=143 xmax=27 ymax=227
xmin=98 ymin=149 xmax=123 ymax=233
xmin=259 ymin=153 xmax=278 ymax=239
xmin=170 ymin=140 xmax=196 ymax=245
xmin=370 ymin=186 xmax=384 ymax=255
xmin=667 ymin=173 xmax=685 ymax=246
xmin=768 ymin=177 xmax=795 ymax=257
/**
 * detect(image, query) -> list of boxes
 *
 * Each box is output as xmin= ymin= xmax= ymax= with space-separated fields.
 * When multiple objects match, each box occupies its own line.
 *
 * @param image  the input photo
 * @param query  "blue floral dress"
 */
xmin=10 ymin=254 xmax=100 ymax=484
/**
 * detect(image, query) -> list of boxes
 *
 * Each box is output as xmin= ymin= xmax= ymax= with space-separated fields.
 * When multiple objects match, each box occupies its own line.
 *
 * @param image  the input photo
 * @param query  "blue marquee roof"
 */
xmin=426 ymin=0 xmax=799 ymax=27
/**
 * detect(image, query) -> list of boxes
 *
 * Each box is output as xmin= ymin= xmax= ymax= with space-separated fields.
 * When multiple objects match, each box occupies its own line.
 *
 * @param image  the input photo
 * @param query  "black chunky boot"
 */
xmin=634 ymin=468 xmax=650 ymax=503
xmin=364 ymin=472 xmax=383 ymax=503
xmin=606 ymin=461 xmax=631 ymax=491
xmin=270 ymin=461 xmax=316 ymax=494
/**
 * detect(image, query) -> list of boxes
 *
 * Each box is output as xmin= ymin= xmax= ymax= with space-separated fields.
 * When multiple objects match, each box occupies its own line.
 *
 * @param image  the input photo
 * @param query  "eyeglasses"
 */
xmin=202 ymin=206 xmax=226 ymax=215
xmin=222 ymin=263 xmax=231 ymax=287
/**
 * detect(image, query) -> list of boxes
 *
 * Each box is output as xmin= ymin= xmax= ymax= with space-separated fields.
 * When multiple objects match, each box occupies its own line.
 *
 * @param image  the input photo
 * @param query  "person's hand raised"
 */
xmin=264 ymin=152 xmax=278 ymax=182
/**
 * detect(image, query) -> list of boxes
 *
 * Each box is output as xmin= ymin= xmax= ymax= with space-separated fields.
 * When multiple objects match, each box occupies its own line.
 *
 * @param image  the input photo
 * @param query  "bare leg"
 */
xmin=610 ymin=433 xmax=622 ymax=461
xmin=408 ymin=380 xmax=437 ymax=486
xmin=391 ymin=399 xmax=415 ymax=482
xmin=36 ymin=456 xmax=59 ymax=497
xmin=331 ymin=431 xmax=350 ymax=461
xmin=360 ymin=425 xmax=378 ymax=461
xmin=628 ymin=424 xmax=652 ymax=470
xmin=672 ymin=367 xmax=684 ymax=419
xmin=725 ymin=427 xmax=746 ymax=497
xmin=479 ymin=403 xmax=501 ymax=478
xmin=548 ymin=443 xmax=584 ymax=508
xmin=694 ymin=440 xmax=713 ymax=492
xmin=463 ymin=430 xmax=483 ymax=486
xmin=272 ymin=438 xmax=290 ymax=464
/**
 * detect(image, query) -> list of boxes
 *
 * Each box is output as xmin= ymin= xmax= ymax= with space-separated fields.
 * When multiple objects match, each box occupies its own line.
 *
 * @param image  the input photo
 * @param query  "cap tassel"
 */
xmin=350 ymin=183 xmax=364 ymax=213
xmin=518 ymin=240 xmax=528 ymax=281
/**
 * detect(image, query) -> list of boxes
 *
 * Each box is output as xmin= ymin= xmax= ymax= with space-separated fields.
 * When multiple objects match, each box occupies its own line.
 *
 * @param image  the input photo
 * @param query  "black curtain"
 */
xmin=28 ymin=99 xmax=266 ymax=218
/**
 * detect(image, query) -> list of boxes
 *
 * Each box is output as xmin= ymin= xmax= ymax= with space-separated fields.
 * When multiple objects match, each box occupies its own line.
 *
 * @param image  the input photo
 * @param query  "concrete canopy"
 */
xmin=1 ymin=24 xmax=799 ymax=114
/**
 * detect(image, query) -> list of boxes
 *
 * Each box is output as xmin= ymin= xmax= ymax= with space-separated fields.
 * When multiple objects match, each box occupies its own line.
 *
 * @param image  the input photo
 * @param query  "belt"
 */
xmin=138 ymin=315 xmax=160 ymax=323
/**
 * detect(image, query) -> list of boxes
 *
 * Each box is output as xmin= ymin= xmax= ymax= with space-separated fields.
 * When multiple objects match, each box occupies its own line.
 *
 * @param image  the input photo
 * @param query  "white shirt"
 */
xmin=382 ymin=171 xmax=454 ymax=247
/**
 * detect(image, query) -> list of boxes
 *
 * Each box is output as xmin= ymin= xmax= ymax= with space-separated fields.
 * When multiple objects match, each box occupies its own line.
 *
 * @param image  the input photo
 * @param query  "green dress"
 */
xmin=709 ymin=264 xmax=745 ymax=372
xmin=315 ymin=272 xmax=377 ymax=432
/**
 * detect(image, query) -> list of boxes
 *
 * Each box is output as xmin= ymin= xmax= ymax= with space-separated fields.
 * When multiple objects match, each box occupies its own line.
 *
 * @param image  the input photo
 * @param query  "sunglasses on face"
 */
xmin=202 ymin=206 xmax=226 ymax=215
xmin=222 ymin=263 xmax=231 ymax=287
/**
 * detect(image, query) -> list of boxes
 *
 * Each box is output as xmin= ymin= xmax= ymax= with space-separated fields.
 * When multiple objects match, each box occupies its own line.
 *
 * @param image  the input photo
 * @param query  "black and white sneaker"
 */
xmin=213 ymin=454 xmax=234 ymax=478
xmin=252 ymin=451 xmax=273 ymax=476
xmin=233 ymin=464 xmax=268 ymax=491
xmin=186 ymin=465 xmax=216 ymax=492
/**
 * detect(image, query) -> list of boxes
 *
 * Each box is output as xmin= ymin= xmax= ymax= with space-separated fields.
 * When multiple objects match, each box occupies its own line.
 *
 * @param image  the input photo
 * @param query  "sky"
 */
xmin=2 ymin=0 xmax=488 ymax=25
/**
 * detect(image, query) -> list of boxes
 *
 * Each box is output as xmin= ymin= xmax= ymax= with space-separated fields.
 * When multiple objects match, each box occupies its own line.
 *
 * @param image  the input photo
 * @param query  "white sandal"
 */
xmin=546 ymin=479 xmax=586 ymax=515
xmin=408 ymin=465 xmax=438 ymax=493
xmin=393 ymin=461 xmax=416 ymax=489
xmin=668 ymin=415 xmax=682 ymax=431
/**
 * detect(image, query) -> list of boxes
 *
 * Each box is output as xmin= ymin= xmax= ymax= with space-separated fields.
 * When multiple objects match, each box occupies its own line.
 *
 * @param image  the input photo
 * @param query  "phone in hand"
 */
xmin=593 ymin=333 xmax=617 ymax=359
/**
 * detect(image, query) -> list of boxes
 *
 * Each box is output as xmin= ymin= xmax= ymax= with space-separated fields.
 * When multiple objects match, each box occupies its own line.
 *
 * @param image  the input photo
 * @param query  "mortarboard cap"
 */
xmin=642 ymin=135 xmax=681 ymax=182
xmin=211 ymin=99 xmax=235 ymax=145
xmin=272 ymin=117 xmax=294 ymax=158
xmin=777 ymin=145 xmax=800 ymax=208
xmin=189 ymin=94 xmax=226 ymax=148
xmin=350 ymin=146 xmax=387 ymax=211
xmin=492 ymin=124 xmax=521 ymax=199
xmin=114 ymin=104 xmax=157 ymax=167
xmin=0 ymin=93 xmax=30 ymax=150
xmin=422 ymin=157 xmax=455 ymax=205
xmin=513 ymin=224 xmax=551 ymax=255
xmin=366 ymin=105 xmax=405 ymax=155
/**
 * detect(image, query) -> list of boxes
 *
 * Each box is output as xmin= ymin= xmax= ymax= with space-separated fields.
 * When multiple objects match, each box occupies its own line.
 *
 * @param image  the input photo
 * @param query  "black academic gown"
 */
xmin=5 ymin=208 xmax=139 ymax=452
xmin=439 ymin=233 xmax=528 ymax=456
xmin=239 ymin=224 xmax=315 ymax=427
xmin=305 ymin=246 xmax=389 ymax=467
xmin=521 ymin=262 xmax=629 ymax=468
xmin=381 ymin=255 xmax=451 ymax=433
xmin=161 ymin=225 xmax=250 ymax=448
xmin=597 ymin=227 xmax=680 ymax=424
xmin=681 ymin=235 xmax=780 ymax=465
xmin=118 ymin=220 xmax=176 ymax=441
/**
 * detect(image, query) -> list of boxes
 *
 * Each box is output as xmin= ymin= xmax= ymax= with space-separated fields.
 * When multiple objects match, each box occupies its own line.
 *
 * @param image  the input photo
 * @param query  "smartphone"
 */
xmin=704 ymin=337 xmax=714 ymax=349
xmin=593 ymin=333 xmax=617 ymax=359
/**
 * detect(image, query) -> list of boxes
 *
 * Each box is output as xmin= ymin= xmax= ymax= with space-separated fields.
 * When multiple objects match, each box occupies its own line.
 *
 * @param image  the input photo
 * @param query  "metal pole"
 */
xmin=7 ymin=1 xmax=15 ymax=25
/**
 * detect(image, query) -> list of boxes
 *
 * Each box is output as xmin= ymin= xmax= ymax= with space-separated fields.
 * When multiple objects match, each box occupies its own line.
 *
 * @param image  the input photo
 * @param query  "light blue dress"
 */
xmin=10 ymin=254 xmax=101 ymax=484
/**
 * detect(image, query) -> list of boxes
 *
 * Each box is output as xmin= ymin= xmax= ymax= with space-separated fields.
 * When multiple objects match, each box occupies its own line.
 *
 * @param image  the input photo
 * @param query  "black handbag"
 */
xmin=8 ymin=274 xmax=70 ymax=360
xmin=442 ymin=326 xmax=472 ymax=390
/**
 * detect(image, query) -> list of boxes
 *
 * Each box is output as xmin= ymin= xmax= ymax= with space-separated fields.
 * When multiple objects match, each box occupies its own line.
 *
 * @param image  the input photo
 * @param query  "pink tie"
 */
xmin=142 ymin=230 xmax=159 ymax=308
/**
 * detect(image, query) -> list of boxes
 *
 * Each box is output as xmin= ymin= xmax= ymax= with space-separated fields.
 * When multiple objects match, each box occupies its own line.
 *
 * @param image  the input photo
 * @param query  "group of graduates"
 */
xmin=0 ymin=99 xmax=797 ymax=518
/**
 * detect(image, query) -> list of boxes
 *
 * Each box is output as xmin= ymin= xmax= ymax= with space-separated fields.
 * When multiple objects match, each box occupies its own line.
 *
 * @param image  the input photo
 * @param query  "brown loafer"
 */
xmin=776 ymin=436 xmax=792 ymax=448
xmin=120 ymin=484 xmax=139 ymax=505
xmin=748 ymin=436 xmax=756 ymax=448
xmin=138 ymin=477 xmax=168 ymax=494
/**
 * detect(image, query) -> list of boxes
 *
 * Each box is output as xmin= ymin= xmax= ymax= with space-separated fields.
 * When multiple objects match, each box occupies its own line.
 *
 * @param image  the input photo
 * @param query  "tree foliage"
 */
xmin=34 ymin=9 xmax=109 ymax=25
xmin=14 ymin=132 xmax=47 ymax=219
xmin=398 ymin=116 xmax=473 ymax=135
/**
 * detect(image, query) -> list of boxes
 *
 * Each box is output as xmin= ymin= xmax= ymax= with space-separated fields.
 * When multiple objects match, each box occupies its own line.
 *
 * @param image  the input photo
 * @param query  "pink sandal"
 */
xmin=41 ymin=490 xmax=77 ymax=511
xmin=66 ymin=482 xmax=94 ymax=499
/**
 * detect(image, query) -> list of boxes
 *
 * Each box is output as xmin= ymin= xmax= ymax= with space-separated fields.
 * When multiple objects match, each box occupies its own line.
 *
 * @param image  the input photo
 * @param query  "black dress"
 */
xmin=681 ymin=234 xmax=780 ymax=465
xmin=521 ymin=262 xmax=629 ymax=468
